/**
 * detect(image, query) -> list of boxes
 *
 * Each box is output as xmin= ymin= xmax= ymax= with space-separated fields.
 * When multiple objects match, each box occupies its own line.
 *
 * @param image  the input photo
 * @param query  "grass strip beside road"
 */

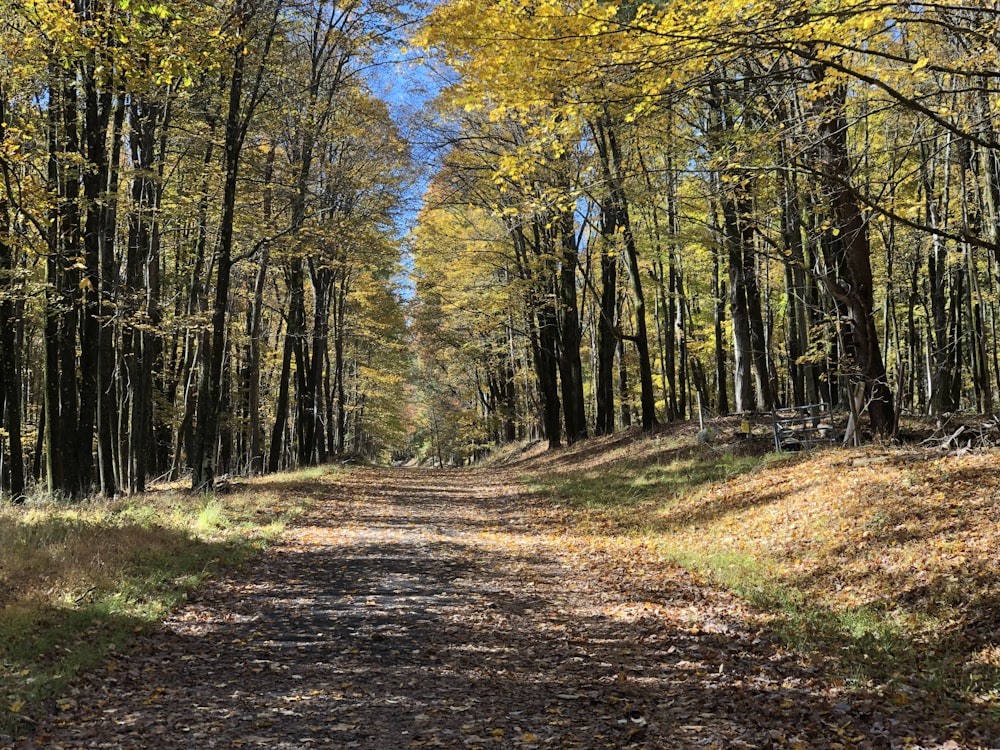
xmin=0 ymin=468 xmax=327 ymax=738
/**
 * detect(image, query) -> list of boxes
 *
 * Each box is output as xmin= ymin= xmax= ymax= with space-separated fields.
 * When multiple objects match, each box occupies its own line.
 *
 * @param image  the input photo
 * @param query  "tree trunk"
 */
xmin=332 ymin=276 xmax=349 ymax=454
xmin=306 ymin=263 xmax=333 ymax=464
xmin=191 ymin=43 xmax=244 ymax=488
xmin=713 ymin=229 xmax=730 ymax=415
xmin=595 ymin=233 xmax=618 ymax=435
xmin=814 ymin=77 xmax=895 ymax=434
xmin=192 ymin=0 xmax=279 ymax=488
xmin=44 ymin=68 xmax=82 ymax=498
xmin=0 ymin=238 xmax=23 ymax=500
xmin=674 ymin=259 xmax=690 ymax=420
xmin=77 ymin=58 xmax=118 ymax=496
xmin=593 ymin=115 xmax=619 ymax=435
xmin=556 ymin=210 xmax=587 ymax=443
xmin=269 ymin=259 xmax=306 ymax=472
xmin=921 ymin=139 xmax=960 ymax=414
xmin=122 ymin=97 xmax=167 ymax=493
xmin=708 ymin=83 xmax=755 ymax=414
xmin=722 ymin=192 xmax=756 ymax=413
xmin=779 ymin=153 xmax=811 ymax=407
xmin=0 ymin=90 xmax=24 ymax=499
xmin=652 ymin=262 xmax=673 ymax=420
xmin=534 ymin=303 xmax=562 ymax=449
xmin=617 ymin=332 xmax=632 ymax=428
xmin=609 ymin=142 xmax=657 ymax=430
xmin=241 ymin=144 xmax=275 ymax=474
xmin=172 ymin=127 xmax=215 ymax=478
xmin=745 ymin=233 xmax=777 ymax=411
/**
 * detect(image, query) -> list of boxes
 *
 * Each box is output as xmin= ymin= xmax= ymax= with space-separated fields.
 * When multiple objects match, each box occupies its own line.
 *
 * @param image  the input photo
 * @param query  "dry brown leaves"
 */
xmin=25 ymin=464 xmax=999 ymax=749
xmin=667 ymin=448 xmax=1000 ymax=625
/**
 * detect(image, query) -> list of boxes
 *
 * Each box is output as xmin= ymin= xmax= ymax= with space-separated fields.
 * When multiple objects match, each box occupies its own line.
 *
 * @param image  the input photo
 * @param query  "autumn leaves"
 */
xmin=408 ymin=0 xmax=1000 ymax=453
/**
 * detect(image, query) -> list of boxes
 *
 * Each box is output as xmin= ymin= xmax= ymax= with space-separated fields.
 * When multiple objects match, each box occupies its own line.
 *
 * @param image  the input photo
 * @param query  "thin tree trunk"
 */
xmin=722 ymin=191 xmax=756 ymax=413
xmin=191 ymin=46 xmax=245 ymax=488
xmin=617 ymin=331 xmax=631 ymax=428
xmin=44 ymin=68 xmax=82 ymax=497
xmin=306 ymin=263 xmax=332 ymax=464
xmin=192 ymin=0 xmax=280 ymax=489
xmin=0 ymin=88 xmax=24 ymax=499
xmin=269 ymin=259 xmax=306 ymax=473
xmin=78 ymin=58 xmax=117 ymax=495
xmin=712 ymin=220 xmax=730 ymax=415
xmin=332 ymin=276 xmax=349 ymax=454
xmin=534 ymin=303 xmax=562 ymax=449
xmin=708 ymin=82 xmax=755 ymax=414
xmin=610 ymin=160 xmax=657 ymax=428
xmin=556 ymin=209 xmax=587 ymax=443
xmin=242 ymin=144 xmax=275 ymax=474
xmin=593 ymin=115 xmax=619 ymax=435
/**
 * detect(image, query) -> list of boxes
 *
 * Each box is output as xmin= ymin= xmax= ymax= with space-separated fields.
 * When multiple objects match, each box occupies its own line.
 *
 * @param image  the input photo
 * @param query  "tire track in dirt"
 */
xmin=29 ymin=467 xmax=994 ymax=749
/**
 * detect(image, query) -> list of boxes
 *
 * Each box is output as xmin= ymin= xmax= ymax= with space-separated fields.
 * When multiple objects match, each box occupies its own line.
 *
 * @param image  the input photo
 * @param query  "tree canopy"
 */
xmin=408 ymin=0 xmax=1000 ymax=456
xmin=2 ymin=0 xmax=1000 ymax=495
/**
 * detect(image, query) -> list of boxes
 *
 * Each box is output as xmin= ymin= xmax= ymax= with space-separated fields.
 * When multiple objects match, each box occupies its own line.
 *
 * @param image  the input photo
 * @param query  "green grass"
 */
xmin=528 ymin=448 xmax=776 ymax=530
xmin=0 ymin=477 xmax=314 ymax=738
xmin=672 ymin=546 xmax=916 ymax=679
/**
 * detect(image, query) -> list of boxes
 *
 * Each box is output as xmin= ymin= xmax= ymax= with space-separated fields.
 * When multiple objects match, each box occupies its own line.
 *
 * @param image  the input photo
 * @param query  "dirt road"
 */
xmin=29 ymin=467 xmax=993 ymax=749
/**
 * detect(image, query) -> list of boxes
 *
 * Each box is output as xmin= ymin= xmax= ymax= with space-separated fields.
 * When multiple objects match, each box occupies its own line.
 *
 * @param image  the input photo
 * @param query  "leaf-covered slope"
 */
xmin=520 ymin=423 xmax=1000 ymax=717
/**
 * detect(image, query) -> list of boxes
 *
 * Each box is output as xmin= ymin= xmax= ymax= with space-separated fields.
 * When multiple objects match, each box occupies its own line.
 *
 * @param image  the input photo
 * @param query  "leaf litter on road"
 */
xmin=27 ymin=465 xmax=999 ymax=749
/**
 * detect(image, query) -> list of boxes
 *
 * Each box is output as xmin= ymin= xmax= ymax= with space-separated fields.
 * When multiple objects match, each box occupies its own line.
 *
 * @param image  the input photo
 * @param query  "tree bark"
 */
xmin=44 ymin=67 xmax=82 ymax=497
xmin=713 ymin=229 xmax=730 ymax=415
xmin=191 ymin=41 xmax=245 ymax=488
xmin=192 ymin=0 xmax=280 ymax=488
xmin=0 ymin=88 xmax=24 ymax=499
xmin=814 ymin=77 xmax=895 ymax=434
xmin=555 ymin=210 xmax=587 ymax=443
xmin=607 ymin=123 xmax=657 ymax=430
xmin=593 ymin=115 xmax=620 ymax=435
xmin=269 ymin=259 xmax=306 ymax=473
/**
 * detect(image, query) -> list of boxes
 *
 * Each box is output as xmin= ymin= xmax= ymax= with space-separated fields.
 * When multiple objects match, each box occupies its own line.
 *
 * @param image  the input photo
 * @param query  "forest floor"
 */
xmin=23 ymin=436 xmax=1000 ymax=749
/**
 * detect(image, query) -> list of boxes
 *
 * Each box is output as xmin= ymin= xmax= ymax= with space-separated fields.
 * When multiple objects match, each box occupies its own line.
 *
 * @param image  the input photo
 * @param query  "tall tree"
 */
xmin=192 ymin=0 xmax=282 ymax=489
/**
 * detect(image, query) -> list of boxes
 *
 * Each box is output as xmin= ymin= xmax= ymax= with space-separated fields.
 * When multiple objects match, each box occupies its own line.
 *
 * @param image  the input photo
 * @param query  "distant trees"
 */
xmin=0 ymin=0 xmax=411 ymax=499
xmin=411 ymin=0 xmax=1000 ymax=451
xmin=7 ymin=0 xmax=1000 ymax=487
